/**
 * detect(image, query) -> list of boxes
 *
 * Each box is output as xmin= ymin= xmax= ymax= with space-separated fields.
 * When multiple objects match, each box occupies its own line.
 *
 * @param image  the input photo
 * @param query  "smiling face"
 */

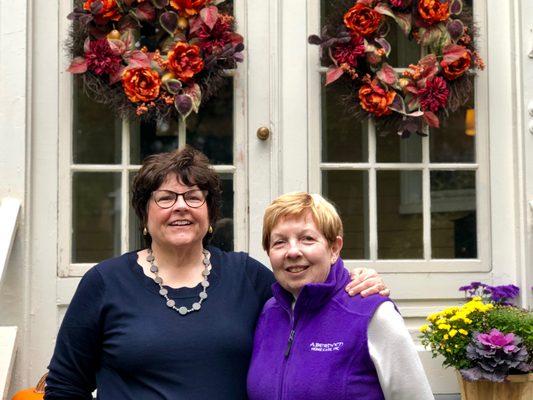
xmin=145 ymin=173 xmax=209 ymax=252
xmin=267 ymin=211 xmax=343 ymax=297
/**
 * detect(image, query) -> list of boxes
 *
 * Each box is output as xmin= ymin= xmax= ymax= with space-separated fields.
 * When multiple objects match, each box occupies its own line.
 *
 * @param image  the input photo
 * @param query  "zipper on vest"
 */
xmin=284 ymin=329 xmax=295 ymax=357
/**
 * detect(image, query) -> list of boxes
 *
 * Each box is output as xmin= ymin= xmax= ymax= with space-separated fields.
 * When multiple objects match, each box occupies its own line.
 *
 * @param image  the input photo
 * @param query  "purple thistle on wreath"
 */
xmin=308 ymin=0 xmax=485 ymax=137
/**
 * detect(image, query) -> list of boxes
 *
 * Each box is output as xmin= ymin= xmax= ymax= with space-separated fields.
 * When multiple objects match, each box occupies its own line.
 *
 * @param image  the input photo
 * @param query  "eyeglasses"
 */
xmin=152 ymin=189 xmax=208 ymax=209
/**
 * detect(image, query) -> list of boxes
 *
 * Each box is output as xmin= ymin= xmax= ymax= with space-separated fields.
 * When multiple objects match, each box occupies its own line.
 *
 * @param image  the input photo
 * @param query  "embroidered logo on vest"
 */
xmin=309 ymin=342 xmax=344 ymax=352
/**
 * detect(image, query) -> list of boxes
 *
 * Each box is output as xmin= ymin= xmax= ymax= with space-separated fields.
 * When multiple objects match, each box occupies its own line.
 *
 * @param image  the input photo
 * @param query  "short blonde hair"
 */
xmin=262 ymin=192 xmax=343 ymax=251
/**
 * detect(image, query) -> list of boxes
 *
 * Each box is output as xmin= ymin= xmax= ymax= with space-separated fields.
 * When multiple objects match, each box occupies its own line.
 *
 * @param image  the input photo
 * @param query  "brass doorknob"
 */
xmin=256 ymin=126 xmax=270 ymax=140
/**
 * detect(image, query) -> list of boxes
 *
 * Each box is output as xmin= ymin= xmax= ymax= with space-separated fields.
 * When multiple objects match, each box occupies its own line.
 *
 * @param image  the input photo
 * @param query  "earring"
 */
xmin=143 ymin=227 xmax=148 ymax=236
xmin=208 ymin=225 xmax=213 ymax=234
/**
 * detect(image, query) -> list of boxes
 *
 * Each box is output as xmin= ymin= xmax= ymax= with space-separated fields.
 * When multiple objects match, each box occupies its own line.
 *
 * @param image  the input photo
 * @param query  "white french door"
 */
xmin=29 ymin=0 xmax=274 ymax=385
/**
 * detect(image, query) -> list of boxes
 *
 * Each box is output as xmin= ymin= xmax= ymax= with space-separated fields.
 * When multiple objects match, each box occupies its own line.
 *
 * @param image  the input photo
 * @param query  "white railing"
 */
xmin=0 ymin=198 xmax=21 ymax=398
xmin=0 ymin=198 xmax=21 ymax=290
xmin=0 ymin=326 xmax=18 ymax=400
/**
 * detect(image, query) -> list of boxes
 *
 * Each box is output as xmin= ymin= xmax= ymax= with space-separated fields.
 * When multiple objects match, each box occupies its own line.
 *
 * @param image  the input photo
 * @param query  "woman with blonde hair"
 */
xmin=247 ymin=192 xmax=433 ymax=400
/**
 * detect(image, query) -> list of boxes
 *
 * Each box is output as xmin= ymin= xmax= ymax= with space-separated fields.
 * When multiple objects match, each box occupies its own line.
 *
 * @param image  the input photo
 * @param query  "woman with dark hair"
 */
xmin=45 ymin=146 xmax=389 ymax=400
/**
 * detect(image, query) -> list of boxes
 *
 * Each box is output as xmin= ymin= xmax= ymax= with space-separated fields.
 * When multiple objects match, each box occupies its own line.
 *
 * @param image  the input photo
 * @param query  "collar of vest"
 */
xmin=271 ymin=258 xmax=349 ymax=313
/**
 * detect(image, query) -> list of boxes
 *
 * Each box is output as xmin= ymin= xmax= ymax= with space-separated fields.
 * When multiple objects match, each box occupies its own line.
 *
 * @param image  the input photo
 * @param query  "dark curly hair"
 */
xmin=131 ymin=146 xmax=222 ymax=247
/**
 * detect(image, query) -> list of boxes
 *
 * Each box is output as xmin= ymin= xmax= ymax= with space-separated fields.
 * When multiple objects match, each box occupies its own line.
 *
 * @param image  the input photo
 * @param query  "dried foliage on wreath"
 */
xmin=309 ymin=0 xmax=485 ymax=137
xmin=67 ymin=0 xmax=243 ymax=123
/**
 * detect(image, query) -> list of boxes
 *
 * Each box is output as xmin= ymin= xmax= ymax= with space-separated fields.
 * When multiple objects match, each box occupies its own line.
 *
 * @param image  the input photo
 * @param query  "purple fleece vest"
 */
xmin=247 ymin=259 xmax=391 ymax=400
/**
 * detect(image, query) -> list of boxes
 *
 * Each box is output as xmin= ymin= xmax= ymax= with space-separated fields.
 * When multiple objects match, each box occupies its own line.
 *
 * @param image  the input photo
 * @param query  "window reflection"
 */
xmin=73 ymin=75 xmax=121 ymax=164
xmin=322 ymin=170 xmax=369 ymax=259
xmin=377 ymin=170 xmax=423 ymax=259
xmin=431 ymin=171 xmax=477 ymax=258
xmin=321 ymin=77 xmax=368 ymax=163
xmin=210 ymin=174 xmax=234 ymax=251
xmin=430 ymin=101 xmax=476 ymax=163
xmin=72 ymin=172 xmax=121 ymax=262
xmin=187 ymin=78 xmax=234 ymax=165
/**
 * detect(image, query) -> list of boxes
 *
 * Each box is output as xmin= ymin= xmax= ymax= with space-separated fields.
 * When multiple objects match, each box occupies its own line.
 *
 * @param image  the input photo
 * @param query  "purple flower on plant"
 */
xmin=458 ymin=281 xmax=483 ymax=291
xmin=485 ymin=284 xmax=520 ymax=304
xmin=459 ymin=282 xmax=520 ymax=304
xmin=461 ymin=329 xmax=531 ymax=382
xmin=477 ymin=329 xmax=517 ymax=352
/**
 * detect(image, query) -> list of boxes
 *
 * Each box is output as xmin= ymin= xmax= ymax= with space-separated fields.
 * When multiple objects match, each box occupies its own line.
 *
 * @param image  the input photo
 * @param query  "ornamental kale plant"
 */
xmin=420 ymin=281 xmax=533 ymax=381
xmin=460 ymin=329 xmax=531 ymax=382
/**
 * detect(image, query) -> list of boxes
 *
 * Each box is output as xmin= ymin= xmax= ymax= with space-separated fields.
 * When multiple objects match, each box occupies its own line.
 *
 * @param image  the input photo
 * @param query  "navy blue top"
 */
xmin=45 ymin=247 xmax=275 ymax=400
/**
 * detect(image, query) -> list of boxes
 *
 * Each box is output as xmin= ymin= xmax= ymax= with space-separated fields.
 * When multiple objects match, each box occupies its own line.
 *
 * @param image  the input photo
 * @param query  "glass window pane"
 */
xmin=322 ymin=170 xmax=369 ymax=259
xmin=210 ymin=174 xmax=234 ymax=251
xmin=377 ymin=170 xmax=423 ymax=259
xmin=72 ymin=172 xmax=121 ymax=262
xmin=376 ymin=132 xmax=422 ymax=163
xmin=431 ymin=171 xmax=477 ymax=258
xmin=322 ymin=77 xmax=368 ymax=162
xmin=186 ymin=78 xmax=233 ymax=165
xmin=386 ymin=22 xmax=421 ymax=67
xmin=130 ymin=120 xmax=180 ymax=165
xmin=430 ymin=99 xmax=476 ymax=163
xmin=130 ymin=79 xmax=234 ymax=165
xmin=73 ymin=75 xmax=121 ymax=164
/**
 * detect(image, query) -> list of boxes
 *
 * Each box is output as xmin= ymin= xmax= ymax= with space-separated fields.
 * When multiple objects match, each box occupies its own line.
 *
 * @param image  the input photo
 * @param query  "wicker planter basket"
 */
xmin=457 ymin=372 xmax=532 ymax=400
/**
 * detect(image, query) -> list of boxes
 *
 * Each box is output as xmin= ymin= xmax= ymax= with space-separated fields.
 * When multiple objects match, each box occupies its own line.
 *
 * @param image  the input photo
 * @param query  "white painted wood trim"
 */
xmin=473 ymin=0 xmax=492 ymax=274
xmin=0 ymin=199 xmax=21 ymax=289
xmin=344 ymin=258 xmax=489 ymax=273
xmin=246 ymin=0 xmax=278 ymax=263
xmin=516 ymin=0 xmax=533 ymax=308
xmin=29 ymin=0 xmax=63 ymax=386
xmin=121 ymin=120 xmax=131 ymax=255
xmin=368 ymin=123 xmax=378 ymax=261
xmin=58 ymin=0 xmax=73 ymax=278
xmin=307 ymin=0 xmax=321 ymax=196
xmin=233 ymin=0 xmax=248 ymax=254
xmin=278 ymin=0 xmax=309 ymax=193
xmin=320 ymin=163 xmax=481 ymax=170
xmin=0 ymin=326 xmax=18 ymax=400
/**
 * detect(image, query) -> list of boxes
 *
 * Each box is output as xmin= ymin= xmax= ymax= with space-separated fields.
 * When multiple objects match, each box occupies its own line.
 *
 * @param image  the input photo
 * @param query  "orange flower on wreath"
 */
xmin=440 ymin=44 xmax=471 ymax=80
xmin=418 ymin=0 xmax=450 ymax=25
xmin=170 ymin=0 xmax=208 ymax=17
xmin=166 ymin=42 xmax=204 ymax=82
xmin=83 ymin=0 xmax=121 ymax=23
xmin=122 ymin=67 xmax=161 ymax=103
xmin=343 ymin=3 xmax=382 ymax=37
xmin=358 ymin=79 xmax=396 ymax=117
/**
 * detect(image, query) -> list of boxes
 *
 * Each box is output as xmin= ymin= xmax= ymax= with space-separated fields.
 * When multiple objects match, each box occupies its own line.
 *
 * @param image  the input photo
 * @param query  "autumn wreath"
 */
xmin=67 ymin=0 xmax=243 ymax=122
xmin=309 ymin=0 xmax=485 ymax=137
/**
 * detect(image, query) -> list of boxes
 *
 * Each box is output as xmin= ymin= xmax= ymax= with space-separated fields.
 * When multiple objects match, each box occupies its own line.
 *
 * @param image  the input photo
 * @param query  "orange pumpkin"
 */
xmin=11 ymin=373 xmax=47 ymax=400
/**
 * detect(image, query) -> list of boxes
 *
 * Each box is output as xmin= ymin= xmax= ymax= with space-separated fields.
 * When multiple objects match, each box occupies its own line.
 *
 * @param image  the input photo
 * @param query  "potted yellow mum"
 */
xmin=420 ymin=282 xmax=532 ymax=400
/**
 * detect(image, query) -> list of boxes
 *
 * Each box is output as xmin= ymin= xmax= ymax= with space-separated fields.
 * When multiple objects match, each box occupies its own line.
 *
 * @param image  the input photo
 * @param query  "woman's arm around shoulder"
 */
xmin=367 ymin=301 xmax=434 ymax=400
xmin=45 ymin=266 xmax=106 ymax=400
